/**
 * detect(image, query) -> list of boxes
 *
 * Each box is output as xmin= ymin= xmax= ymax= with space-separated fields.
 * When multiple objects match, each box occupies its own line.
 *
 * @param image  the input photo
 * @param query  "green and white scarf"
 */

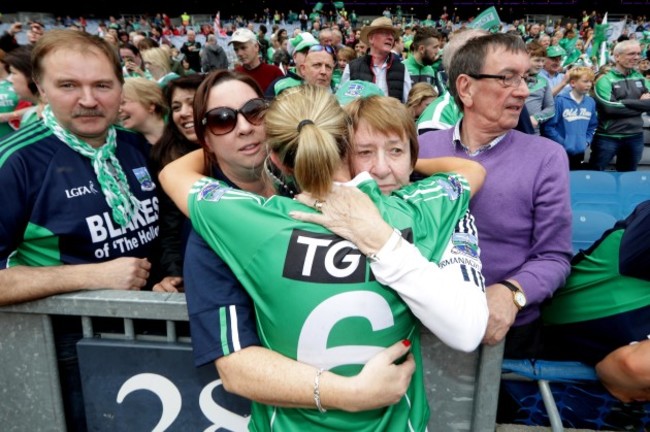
xmin=42 ymin=105 xmax=141 ymax=227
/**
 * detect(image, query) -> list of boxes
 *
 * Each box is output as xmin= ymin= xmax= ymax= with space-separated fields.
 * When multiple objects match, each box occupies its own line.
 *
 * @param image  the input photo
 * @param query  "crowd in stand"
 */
xmin=0 ymin=6 xmax=649 ymax=431
xmin=1 ymin=9 xmax=649 ymax=166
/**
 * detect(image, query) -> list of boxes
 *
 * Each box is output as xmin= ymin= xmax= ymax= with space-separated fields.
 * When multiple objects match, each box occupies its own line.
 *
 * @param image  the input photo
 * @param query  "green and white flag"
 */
xmin=468 ymin=7 xmax=501 ymax=31
xmin=592 ymin=13 xmax=610 ymax=68
xmin=607 ymin=16 xmax=627 ymax=43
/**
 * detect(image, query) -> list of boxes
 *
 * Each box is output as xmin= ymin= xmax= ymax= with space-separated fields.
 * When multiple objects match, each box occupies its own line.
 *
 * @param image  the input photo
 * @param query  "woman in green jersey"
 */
xmin=161 ymin=83 xmax=488 ymax=431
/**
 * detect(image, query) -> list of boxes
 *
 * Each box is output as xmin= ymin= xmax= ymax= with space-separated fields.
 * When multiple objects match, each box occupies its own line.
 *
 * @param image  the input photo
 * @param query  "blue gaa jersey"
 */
xmin=188 ymin=172 xmax=471 ymax=432
xmin=0 ymin=122 xmax=159 ymax=268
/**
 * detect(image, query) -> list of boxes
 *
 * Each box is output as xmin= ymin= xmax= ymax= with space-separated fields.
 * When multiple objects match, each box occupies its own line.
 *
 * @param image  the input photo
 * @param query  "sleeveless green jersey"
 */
xmin=543 ymin=228 xmax=650 ymax=325
xmin=189 ymin=172 xmax=471 ymax=431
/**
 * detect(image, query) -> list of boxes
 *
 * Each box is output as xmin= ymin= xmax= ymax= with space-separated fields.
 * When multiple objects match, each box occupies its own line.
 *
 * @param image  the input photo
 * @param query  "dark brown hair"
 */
xmin=192 ymin=70 xmax=263 ymax=170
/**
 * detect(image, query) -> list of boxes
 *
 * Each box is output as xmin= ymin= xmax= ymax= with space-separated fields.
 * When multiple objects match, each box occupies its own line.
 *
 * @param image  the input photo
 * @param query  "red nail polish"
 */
xmin=402 ymin=339 xmax=411 ymax=347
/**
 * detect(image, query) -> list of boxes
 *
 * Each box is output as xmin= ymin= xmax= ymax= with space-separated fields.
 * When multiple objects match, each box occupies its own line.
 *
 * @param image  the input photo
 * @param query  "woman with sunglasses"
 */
xmin=160 ymin=84 xmax=488 ymax=431
xmin=192 ymin=74 xmax=271 ymax=195
xmin=171 ymin=71 xmax=424 ymax=424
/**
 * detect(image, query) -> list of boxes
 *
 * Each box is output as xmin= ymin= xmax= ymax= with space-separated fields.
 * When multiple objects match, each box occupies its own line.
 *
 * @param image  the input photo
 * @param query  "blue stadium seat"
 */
xmin=572 ymin=210 xmax=617 ymax=254
xmin=617 ymin=171 xmax=650 ymax=218
xmin=569 ymin=171 xmax=621 ymax=218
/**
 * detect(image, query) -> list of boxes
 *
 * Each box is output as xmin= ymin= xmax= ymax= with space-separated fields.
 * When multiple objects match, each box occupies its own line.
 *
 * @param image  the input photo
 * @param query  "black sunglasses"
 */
xmin=202 ymin=98 xmax=269 ymax=136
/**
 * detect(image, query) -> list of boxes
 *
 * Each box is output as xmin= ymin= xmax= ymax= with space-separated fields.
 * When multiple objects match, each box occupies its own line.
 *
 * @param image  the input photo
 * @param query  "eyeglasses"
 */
xmin=201 ymin=98 xmax=269 ymax=135
xmin=467 ymin=73 xmax=529 ymax=88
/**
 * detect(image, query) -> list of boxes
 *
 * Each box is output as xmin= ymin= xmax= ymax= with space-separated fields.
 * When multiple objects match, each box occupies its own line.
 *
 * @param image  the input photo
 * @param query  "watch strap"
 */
xmin=499 ymin=280 xmax=526 ymax=310
xmin=499 ymin=280 xmax=520 ymax=293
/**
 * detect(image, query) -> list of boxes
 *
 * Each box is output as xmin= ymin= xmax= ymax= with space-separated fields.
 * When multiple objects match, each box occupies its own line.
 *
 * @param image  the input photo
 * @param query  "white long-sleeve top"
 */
xmin=370 ymin=212 xmax=489 ymax=353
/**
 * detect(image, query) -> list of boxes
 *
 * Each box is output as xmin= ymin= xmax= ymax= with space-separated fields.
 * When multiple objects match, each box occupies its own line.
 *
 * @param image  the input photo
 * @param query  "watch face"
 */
xmin=514 ymin=291 xmax=527 ymax=308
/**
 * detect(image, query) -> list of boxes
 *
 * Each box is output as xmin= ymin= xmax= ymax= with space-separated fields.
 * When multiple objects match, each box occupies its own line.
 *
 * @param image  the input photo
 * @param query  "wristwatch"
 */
xmin=499 ymin=280 xmax=526 ymax=310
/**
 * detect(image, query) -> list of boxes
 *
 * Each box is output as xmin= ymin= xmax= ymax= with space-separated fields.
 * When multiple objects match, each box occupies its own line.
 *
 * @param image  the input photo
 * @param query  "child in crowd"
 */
xmin=332 ymin=46 xmax=355 ymax=91
xmin=525 ymin=41 xmax=555 ymax=135
xmin=542 ymin=66 xmax=598 ymax=170
xmin=336 ymin=46 xmax=356 ymax=70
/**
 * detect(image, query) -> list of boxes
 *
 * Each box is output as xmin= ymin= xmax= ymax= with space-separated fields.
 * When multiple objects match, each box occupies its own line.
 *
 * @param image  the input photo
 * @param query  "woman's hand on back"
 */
xmin=290 ymin=185 xmax=393 ymax=256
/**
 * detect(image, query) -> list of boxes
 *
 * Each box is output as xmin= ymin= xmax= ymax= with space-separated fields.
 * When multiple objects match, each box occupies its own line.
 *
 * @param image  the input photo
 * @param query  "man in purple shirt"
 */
xmin=418 ymin=33 xmax=572 ymax=359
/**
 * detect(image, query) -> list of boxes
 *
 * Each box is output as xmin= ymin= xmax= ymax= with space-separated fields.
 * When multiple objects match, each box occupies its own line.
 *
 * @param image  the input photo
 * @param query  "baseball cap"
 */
xmin=288 ymin=32 xmax=317 ymax=57
xmin=229 ymin=28 xmax=258 ymax=45
xmin=546 ymin=45 xmax=565 ymax=58
xmin=335 ymin=80 xmax=385 ymax=105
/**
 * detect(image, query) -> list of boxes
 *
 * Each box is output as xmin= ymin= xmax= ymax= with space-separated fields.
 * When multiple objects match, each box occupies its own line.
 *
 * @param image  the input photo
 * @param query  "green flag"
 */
xmin=333 ymin=2 xmax=344 ymax=10
xmin=468 ymin=7 xmax=501 ymax=31
xmin=562 ymin=49 xmax=582 ymax=68
xmin=591 ymin=13 xmax=609 ymax=67
xmin=559 ymin=36 xmax=578 ymax=56
xmin=313 ymin=2 xmax=324 ymax=12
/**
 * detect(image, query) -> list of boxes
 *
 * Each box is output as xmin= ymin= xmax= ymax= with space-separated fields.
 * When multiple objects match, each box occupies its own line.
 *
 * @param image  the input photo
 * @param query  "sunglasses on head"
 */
xmin=202 ymin=98 xmax=269 ymax=136
xmin=309 ymin=44 xmax=336 ymax=57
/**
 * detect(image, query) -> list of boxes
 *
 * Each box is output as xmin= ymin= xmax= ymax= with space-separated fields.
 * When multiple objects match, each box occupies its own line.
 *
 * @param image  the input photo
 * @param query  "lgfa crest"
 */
xmin=344 ymin=83 xmax=365 ymax=98
xmin=132 ymin=167 xmax=156 ymax=191
xmin=436 ymin=176 xmax=463 ymax=200
xmin=198 ymin=182 xmax=228 ymax=202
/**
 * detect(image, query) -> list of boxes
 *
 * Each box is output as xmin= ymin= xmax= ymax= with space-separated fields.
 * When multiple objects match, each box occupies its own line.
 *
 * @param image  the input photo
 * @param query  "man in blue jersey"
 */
xmin=0 ymin=29 xmax=159 ymax=431
xmin=0 ymin=30 xmax=158 ymax=305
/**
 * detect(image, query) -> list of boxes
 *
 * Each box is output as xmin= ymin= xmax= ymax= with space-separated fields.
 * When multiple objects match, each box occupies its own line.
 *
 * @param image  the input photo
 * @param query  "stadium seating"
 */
xmin=571 ymin=210 xmax=617 ymax=254
xmin=569 ymin=171 xmax=621 ymax=219
xmin=506 ymin=174 xmax=650 ymax=429
xmin=617 ymin=171 xmax=650 ymax=218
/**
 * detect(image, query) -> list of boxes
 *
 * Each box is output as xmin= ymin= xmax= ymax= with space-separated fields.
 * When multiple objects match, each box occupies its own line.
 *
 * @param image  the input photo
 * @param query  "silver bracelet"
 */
xmin=367 ymin=228 xmax=402 ymax=263
xmin=313 ymin=368 xmax=327 ymax=414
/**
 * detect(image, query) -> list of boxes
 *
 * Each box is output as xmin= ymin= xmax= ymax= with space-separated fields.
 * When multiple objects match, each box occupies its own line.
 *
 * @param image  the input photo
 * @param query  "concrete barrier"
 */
xmin=0 ymin=290 xmax=502 ymax=431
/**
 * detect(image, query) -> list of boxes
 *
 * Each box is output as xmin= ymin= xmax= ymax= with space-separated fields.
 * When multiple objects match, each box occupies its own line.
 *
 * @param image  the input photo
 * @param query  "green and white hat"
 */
xmin=546 ymin=45 xmax=566 ymax=58
xmin=335 ymin=80 xmax=385 ymax=105
xmin=288 ymin=32 xmax=318 ymax=57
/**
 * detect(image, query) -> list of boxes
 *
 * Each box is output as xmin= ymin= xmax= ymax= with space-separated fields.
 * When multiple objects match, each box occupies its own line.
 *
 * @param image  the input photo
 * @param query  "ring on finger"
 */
xmin=314 ymin=199 xmax=325 ymax=212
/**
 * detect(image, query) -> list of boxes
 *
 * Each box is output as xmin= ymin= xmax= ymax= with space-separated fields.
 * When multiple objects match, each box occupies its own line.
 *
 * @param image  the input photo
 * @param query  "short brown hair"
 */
xmin=412 ymin=27 xmax=441 ymax=50
xmin=193 ymin=70 xmax=263 ymax=169
xmin=32 ymin=29 xmax=124 ymax=85
xmin=345 ymin=95 xmax=419 ymax=168
xmin=526 ymin=41 xmax=546 ymax=58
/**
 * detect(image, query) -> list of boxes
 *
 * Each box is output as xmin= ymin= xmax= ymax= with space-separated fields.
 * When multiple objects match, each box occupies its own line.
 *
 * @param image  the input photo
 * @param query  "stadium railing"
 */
xmin=0 ymin=290 xmax=504 ymax=431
